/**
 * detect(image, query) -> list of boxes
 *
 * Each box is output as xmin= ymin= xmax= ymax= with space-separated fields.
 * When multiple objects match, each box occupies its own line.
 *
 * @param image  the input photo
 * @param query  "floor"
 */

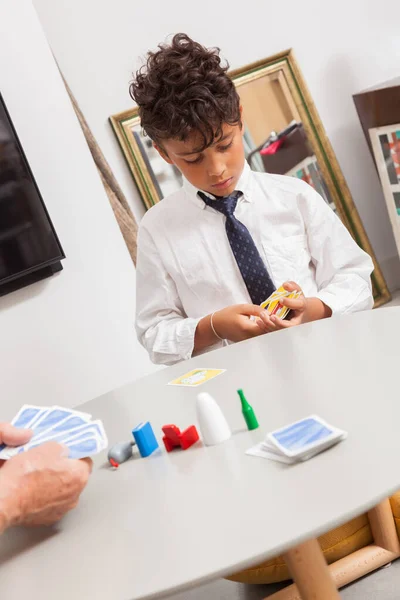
xmin=168 ymin=292 xmax=400 ymax=599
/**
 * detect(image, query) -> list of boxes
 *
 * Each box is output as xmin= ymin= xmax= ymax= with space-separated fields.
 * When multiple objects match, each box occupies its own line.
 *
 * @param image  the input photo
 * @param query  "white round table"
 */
xmin=1 ymin=308 xmax=400 ymax=600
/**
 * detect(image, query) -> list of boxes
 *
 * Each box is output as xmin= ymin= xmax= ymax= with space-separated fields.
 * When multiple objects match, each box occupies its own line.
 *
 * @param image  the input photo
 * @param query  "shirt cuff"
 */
xmin=176 ymin=317 xmax=202 ymax=361
xmin=315 ymin=290 xmax=344 ymax=315
xmin=149 ymin=316 xmax=227 ymax=365
xmin=315 ymin=286 xmax=374 ymax=316
xmin=178 ymin=316 xmax=225 ymax=361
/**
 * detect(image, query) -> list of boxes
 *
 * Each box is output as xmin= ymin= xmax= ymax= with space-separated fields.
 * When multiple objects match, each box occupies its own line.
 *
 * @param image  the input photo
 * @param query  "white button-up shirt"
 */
xmin=136 ymin=162 xmax=374 ymax=365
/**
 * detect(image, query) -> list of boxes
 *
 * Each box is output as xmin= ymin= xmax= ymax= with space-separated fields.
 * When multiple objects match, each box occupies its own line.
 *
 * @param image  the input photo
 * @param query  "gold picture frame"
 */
xmin=110 ymin=49 xmax=390 ymax=306
xmin=110 ymin=107 xmax=161 ymax=211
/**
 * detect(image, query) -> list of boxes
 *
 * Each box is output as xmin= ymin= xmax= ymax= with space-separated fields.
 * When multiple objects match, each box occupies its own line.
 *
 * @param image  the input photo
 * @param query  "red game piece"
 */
xmin=162 ymin=424 xmax=199 ymax=452
xmin=180 ymin=425 xmax=199 ymax=449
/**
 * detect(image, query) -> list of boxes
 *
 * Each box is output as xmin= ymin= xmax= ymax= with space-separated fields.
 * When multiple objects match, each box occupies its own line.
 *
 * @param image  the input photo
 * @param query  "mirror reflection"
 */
xmin=129 ymin=124 xmax=182 ymax=199
xmin=239 ymin=69 xmax=336 ymax=213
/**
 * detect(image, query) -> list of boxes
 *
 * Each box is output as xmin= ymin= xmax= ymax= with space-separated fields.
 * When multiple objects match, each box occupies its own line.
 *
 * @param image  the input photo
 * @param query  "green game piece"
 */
xmin=237 ymin=389 xmax=259 ymax=430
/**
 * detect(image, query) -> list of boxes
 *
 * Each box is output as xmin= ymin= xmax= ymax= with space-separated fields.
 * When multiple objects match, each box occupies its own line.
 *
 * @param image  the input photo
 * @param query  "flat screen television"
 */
xmin=0 ymin=92 xmax=64 ymax=296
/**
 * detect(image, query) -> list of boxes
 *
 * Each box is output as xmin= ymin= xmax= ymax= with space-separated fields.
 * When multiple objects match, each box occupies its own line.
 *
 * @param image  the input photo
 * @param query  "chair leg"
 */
xmin=368 ymin=498 xmax=400 ymax=554
xmin=282 ymin=538 xmax=339 ymax=600
xmin=267 ymin=498 xmax=400 ymax=600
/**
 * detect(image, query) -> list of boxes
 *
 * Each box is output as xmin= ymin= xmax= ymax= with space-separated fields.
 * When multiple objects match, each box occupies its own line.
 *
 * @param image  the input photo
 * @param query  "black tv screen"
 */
xmin=0 ymin=93 xmax=64 ymax=296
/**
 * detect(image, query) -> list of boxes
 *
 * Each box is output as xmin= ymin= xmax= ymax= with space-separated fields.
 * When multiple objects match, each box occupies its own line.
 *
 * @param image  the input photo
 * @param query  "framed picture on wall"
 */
xmin=109 ymin=109 xmax=183 ymax=210
xmin=369 ymin=123 xmax=400 ymax=257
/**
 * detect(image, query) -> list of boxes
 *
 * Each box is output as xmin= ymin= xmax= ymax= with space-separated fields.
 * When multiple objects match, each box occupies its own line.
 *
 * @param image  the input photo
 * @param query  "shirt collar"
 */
xmin=183 ymin=160 xmax=255 ymax=210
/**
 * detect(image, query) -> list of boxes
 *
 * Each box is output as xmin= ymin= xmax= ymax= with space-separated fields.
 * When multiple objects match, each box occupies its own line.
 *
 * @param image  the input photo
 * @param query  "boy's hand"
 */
xmin=212 ymin=304 xmax=266 ymax=342
xmin=194 ymin=304 xmax=265 ymax=353
xmin=257 ymin=281 xmax=332 ymax=333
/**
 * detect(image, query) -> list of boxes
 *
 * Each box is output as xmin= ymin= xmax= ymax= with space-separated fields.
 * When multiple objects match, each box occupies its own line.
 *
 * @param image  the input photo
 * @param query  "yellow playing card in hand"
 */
xmin=261 ymin=285 xmax=303 ymax=320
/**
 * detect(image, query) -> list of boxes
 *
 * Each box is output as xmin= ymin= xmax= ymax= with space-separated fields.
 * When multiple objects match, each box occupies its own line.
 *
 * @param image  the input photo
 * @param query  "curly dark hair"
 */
xmin=129 ymin=33 xmax=241 ymax=150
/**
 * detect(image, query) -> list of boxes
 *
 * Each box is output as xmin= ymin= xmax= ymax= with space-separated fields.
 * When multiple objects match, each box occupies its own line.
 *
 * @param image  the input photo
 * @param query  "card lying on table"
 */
xmin=0 ymin=404 xmax=108 ymax=460
xmin=246 ymin=415 xmax=347 ymax=464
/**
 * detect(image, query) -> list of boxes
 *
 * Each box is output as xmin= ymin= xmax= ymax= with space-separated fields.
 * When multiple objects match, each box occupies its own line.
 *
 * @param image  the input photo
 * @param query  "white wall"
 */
xmin=0 ymin=0 xmax=157 ymax=420
xmin=33 ymin=0 xmax=400 ymax=291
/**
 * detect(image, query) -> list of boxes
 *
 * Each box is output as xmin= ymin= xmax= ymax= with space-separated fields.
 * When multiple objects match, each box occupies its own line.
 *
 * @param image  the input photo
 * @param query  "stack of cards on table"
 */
xmin=0 ymin=405 xmax=108 ymax=460
xmin=261 ymin=284 xmax=303 ymax=319
xmin=247 ymin=415 xmax=347 ymax=464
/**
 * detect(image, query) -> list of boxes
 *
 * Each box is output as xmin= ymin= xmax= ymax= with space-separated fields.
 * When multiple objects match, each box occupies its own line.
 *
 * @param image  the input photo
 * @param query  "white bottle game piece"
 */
xmin=196 ymin=392 xmax=231 ymax=446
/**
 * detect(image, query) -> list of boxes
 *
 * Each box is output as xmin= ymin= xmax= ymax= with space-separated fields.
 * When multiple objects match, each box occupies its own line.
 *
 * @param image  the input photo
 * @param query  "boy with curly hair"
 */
xmin=131 ymin=33 xmax=373 ymax=365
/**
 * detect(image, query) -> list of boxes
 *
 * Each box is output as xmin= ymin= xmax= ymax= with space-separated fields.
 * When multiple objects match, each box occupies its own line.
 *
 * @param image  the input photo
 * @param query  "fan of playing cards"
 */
xmin=261 ymin=284 xmax=303 ymax=319
xmin=0 ymin=405 xmax=108 ymax=460
xmin=247 ymin=415 xmax=347 ymax=464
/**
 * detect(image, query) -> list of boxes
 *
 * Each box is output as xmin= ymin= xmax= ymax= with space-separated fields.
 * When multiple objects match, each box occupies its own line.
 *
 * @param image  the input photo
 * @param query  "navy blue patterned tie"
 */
xmin=198 ymin=191 xmax=275 ymax=304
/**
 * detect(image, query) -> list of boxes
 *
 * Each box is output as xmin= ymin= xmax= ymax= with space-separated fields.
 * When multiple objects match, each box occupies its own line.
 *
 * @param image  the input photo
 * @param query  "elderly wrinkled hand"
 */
xmin=0 ymin=423 xmax=92 ymax=533
xmin=0 ymin=422 xmax=32 ymax=455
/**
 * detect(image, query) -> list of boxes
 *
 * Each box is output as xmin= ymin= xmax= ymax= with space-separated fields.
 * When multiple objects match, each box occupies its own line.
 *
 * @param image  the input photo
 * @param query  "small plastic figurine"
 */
xmin=162 ymin=424 xmax=199 ymax=452
xmin=132 ymin=421 xmax=159 ymax=457
xmin=107 ymin=440 xmax=136 ymax=468
xmin=237 ymin=389 xmax=259 ymax=430
xmin=196 ymin=392 xmax=231 ymax=446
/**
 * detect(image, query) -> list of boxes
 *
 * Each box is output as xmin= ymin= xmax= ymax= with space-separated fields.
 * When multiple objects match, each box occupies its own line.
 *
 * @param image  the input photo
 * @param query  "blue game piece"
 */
xmin=132 ymin=421 xmax=159 ymax=457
